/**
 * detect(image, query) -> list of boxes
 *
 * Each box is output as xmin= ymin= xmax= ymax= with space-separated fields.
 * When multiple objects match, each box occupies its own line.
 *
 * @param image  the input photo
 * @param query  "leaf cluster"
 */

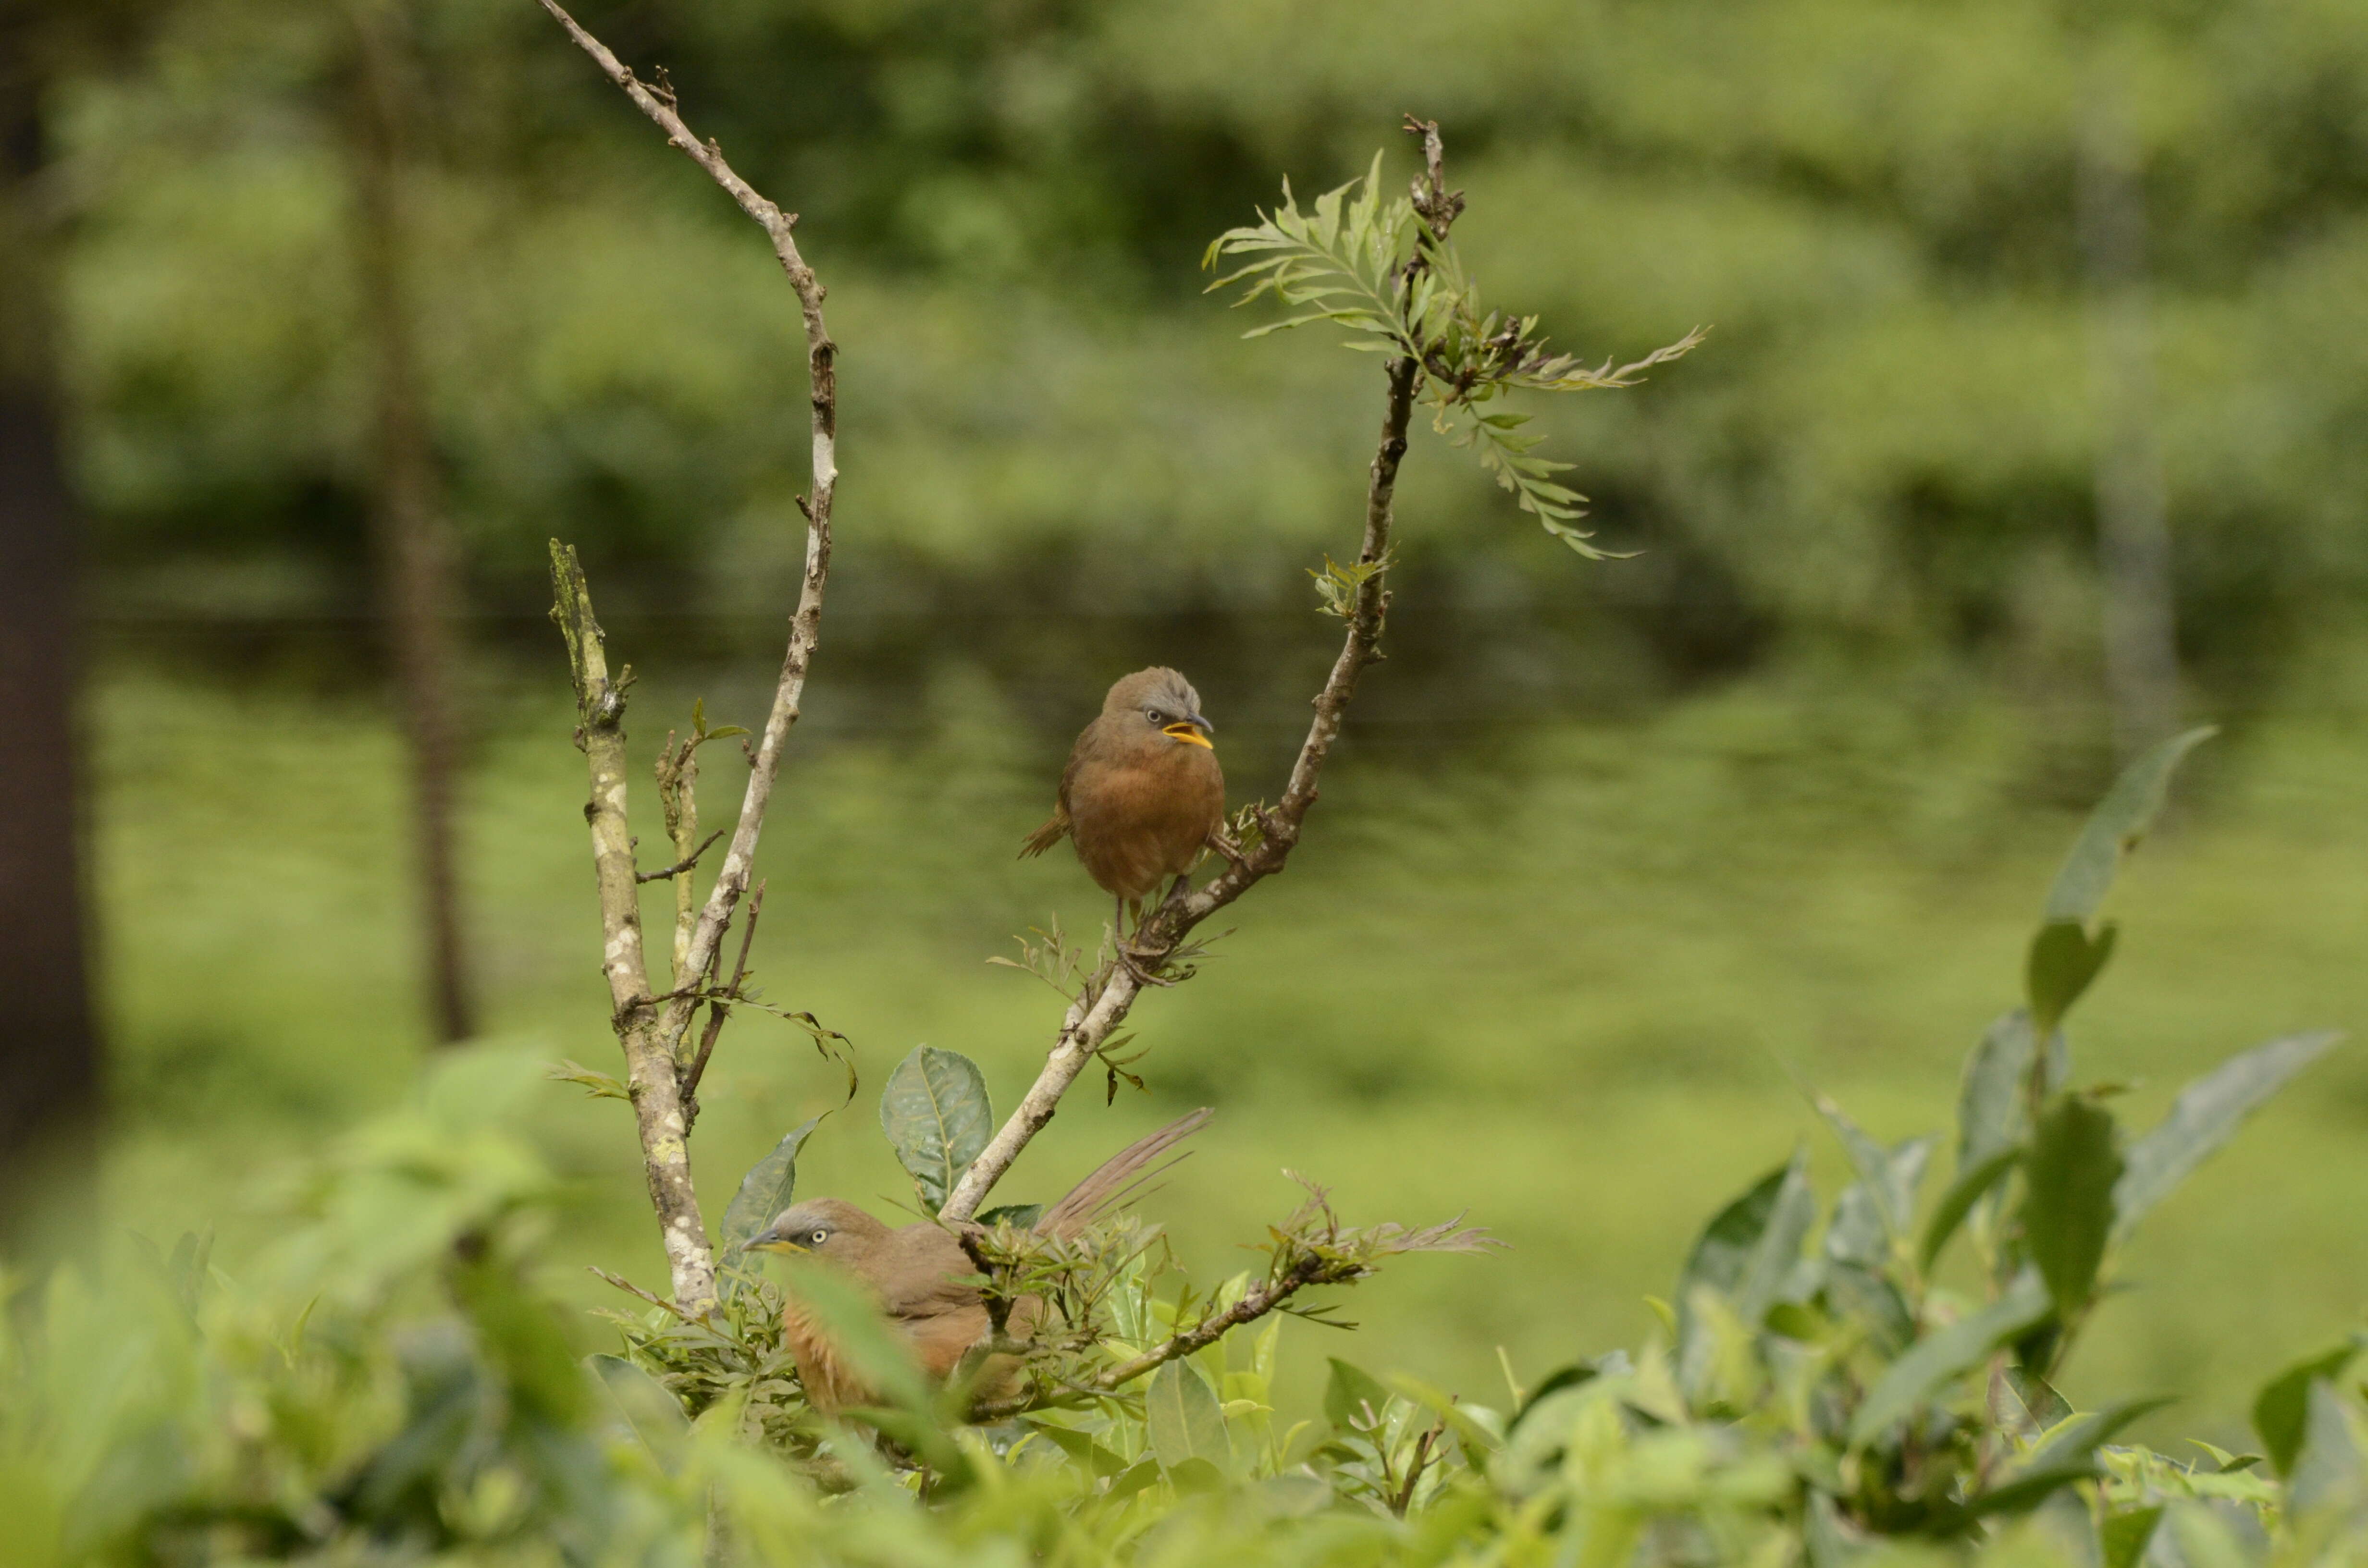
xmin=1205 ymin=144 xmax=1702 ymax=557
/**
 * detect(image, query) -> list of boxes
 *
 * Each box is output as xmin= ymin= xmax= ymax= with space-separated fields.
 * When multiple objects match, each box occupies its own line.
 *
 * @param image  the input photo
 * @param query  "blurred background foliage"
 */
xmin=18 ymin=0 xmax=2368 ymax=1449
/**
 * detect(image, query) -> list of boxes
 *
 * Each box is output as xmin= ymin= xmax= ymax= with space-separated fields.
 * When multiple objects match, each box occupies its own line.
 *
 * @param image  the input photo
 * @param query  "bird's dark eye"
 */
xmin=1145 ymin=707 xmax=1163 ymax=723
xmin=811 ymin=1229 xmax=828 ymax=1246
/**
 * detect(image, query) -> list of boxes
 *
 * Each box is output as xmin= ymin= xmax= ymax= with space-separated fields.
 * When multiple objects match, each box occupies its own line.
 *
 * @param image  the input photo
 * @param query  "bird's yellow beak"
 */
xmin=1162 ymin=722 xmax=1214 ymax=750
xmin=748 ymin=1231 xmax=808 ymax=1254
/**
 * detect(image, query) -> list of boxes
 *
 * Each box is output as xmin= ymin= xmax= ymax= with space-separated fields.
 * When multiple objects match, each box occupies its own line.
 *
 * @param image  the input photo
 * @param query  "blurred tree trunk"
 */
xmin=351 ymin=0 xmax=474 ymax=1044
xmin=0 ymin=30 xmax=101 ymax=1241
xmin=2076 ymin=89 xmax=2182 ymax=761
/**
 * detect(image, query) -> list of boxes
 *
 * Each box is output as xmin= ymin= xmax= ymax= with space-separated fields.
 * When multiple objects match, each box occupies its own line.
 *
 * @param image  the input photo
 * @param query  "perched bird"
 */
xmin=1020 ymin=668 xmax=1225 ymax=952
xmin=748 ymin=1107 xmax=1212 ymax=1415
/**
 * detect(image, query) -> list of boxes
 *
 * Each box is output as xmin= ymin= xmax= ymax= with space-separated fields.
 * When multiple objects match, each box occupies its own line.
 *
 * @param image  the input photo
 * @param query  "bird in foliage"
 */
xmin=748 ymin=1107 xmax=1212 ymax=1416
xmin=1020 ymin=667 xmax=1225 ymax=972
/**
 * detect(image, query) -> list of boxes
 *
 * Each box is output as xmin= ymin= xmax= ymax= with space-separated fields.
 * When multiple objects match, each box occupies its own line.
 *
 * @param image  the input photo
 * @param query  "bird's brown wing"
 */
xmin=878 ymin=1227 xmax=994 ymax=1380
xmin=1036 ymin=1107 xmax=1213 ymax=1238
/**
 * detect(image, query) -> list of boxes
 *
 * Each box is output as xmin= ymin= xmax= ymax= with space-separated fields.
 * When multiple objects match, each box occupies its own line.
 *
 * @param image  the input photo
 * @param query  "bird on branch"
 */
xmin=1019 ymin=667 xmax=1225 ymax=979
xmin=748 ymin=1108 xmax=1212 ymax=1415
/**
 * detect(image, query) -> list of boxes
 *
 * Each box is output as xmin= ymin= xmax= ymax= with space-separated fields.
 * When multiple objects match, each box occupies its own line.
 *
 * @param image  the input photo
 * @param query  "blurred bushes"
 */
xmin=44 ymin=0 xmax=2368 ymax=703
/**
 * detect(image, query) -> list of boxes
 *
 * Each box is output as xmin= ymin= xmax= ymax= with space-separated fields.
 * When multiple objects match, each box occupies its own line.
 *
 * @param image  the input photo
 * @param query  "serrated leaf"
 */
xmin=718 ymin=1115 xmax=821 ymax=1267
xmin=2113 ymin=1031 xmax=2340 ymax=1242
xmin=880 ymin=1046 xmax=993 ymax=1214
xmin=2023 ymin=1096 xmax=2123 ymax=1317
xmin=2043 ymin=726 xmax=2217 ymax=925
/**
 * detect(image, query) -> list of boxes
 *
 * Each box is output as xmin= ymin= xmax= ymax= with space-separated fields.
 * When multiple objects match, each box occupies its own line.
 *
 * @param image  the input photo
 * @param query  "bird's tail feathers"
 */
xmin=1018 ymin=808 xmax=1072 ymax=858
xmin=1036 ymin=1107 xmax=1213 ymax=1237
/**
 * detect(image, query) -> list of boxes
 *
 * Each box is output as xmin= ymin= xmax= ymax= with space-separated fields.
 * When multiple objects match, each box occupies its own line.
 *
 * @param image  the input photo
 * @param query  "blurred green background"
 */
xmin=25 ymin=0 xmax=2368 ymax=1440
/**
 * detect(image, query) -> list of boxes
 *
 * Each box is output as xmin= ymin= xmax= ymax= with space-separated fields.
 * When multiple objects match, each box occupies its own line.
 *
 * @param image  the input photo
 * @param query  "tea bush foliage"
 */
xmin=8 ymin=734 xmax=2365 ymax=1566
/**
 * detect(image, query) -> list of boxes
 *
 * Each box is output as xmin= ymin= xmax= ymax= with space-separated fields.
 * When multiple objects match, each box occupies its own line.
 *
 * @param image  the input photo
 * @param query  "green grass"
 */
xmin=89 ymin=659 xmax=2368 ymax=1443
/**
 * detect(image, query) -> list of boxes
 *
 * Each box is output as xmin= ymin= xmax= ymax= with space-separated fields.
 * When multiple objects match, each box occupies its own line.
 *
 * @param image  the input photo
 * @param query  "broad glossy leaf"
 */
xmin=2023 ymin=1096 xmax=2123 ymax=1317
xmin=2042 ymin=726 xmax=2216 ymax=925
xmin=2254 ymin=1341 xmax=2361 ymax=1478
xmin=880 ymin=1046 xmax=993 ymax=1213
xmin=976 ymin=1203 xmax=1043 ymax=1229
xmin=2026 ymin=919 xmax=2118 ymax=1038
xmin=1147 ymin=1360 xmax=1232 ymax=1475
xmin=1848 ymin=1272 xmax=2053 ymax=1448
xmin=718 ymin=1115 xmax=821 ymax=1265
xmin=2114 ymin=1032 xmax=2340 ymax=1243
xmin=1918 ymin=1148 xmax=2020 ymax=1273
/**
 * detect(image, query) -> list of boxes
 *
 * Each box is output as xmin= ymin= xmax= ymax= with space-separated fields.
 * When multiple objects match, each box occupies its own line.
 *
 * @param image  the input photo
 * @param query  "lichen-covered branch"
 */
xmin=940 ymin=132 xmax=1458 ymax=1225
xmin=534 ymin=0 xmax=839 ymax=1070
xmin=549 ymin=543 xmax=717 ymax=1311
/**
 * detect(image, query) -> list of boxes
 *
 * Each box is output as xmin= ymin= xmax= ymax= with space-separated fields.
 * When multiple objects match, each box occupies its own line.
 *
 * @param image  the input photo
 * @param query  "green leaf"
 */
xmin=1147 ymin=1360 xmax=1233 ymax=1475
xmin=2023 ymin=1096 xmax=2123 ymax=1318
xmin=880 ymin=1046 xmax=993 ymax=1213
xmin=1964 ymin=1396 xmax=2178 ymax=1517
xmin=2042 ymin=726 xmax=2217 ymax=925
xmin=2026 ymin=919 xmax=2119 ymax=1038
xmin=1919 ymin=1148 xmax=2020 ymax=1273
xmin=2113 ymin=1031 xmax=2340 ymax=1242
xmin=1678 ymin=1149 xmax=1816 ymax=1328
xmin=2100 ymin=1507 xmax=2164 ymax=1568
xmin=2254 ymin=1341 xmax=2361 ymax=1478
xmin=1848 ymin=1273 xmax=2053 ymax=1448
xmin=2290 ymin=1380 xmax=2368 ymax=1521
xmin=1956 ymin=1010 xmax=2063 ymax=1172
xmin=717 ymin=1115 xmax=821 ymax=1266
xmin=1324 ymin=1357 xmax=1393 ymax=1432
xmin=1023 ymin=1420 xmax=1127 ymax=1477
xmin=976 ymin=1203 xmax=1043 ymax=1229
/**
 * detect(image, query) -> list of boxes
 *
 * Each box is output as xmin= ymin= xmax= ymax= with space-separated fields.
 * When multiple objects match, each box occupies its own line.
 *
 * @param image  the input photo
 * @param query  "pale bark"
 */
xmin=550 ymin=546 xmax=717 ymax=1311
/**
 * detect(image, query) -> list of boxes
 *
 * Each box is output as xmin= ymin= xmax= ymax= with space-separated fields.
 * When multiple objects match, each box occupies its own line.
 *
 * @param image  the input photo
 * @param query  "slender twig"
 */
xmin=940 ymin=125 xmax=1459 ymax=1225
xmin=683 ymin=880 xmax=763 ymax=1127
xmin=638 ymin=827 xmax=726 ymax=884
xmin=591 ymin=1264 xmax=705 ymax=1325
xmin=537 ymin=0 xmax=839 ymax=1310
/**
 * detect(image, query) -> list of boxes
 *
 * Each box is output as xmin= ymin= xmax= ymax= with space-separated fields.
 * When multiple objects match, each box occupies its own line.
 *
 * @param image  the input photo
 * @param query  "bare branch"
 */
xmin=536 ymin=0 xmax=843 ymax=1312
xmin=683 ymin=880 xmax=764 ymax=1127
xmin=637 ymin=826 xmax=725 ymax=885
xmin=534 ymin=0 xmax=839 ymax=1070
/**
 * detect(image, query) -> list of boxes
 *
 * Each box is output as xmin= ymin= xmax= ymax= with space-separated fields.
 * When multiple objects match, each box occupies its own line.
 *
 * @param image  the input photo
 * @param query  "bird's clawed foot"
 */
xmin=1115 ymin=941 xmax=1177 ymax=988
